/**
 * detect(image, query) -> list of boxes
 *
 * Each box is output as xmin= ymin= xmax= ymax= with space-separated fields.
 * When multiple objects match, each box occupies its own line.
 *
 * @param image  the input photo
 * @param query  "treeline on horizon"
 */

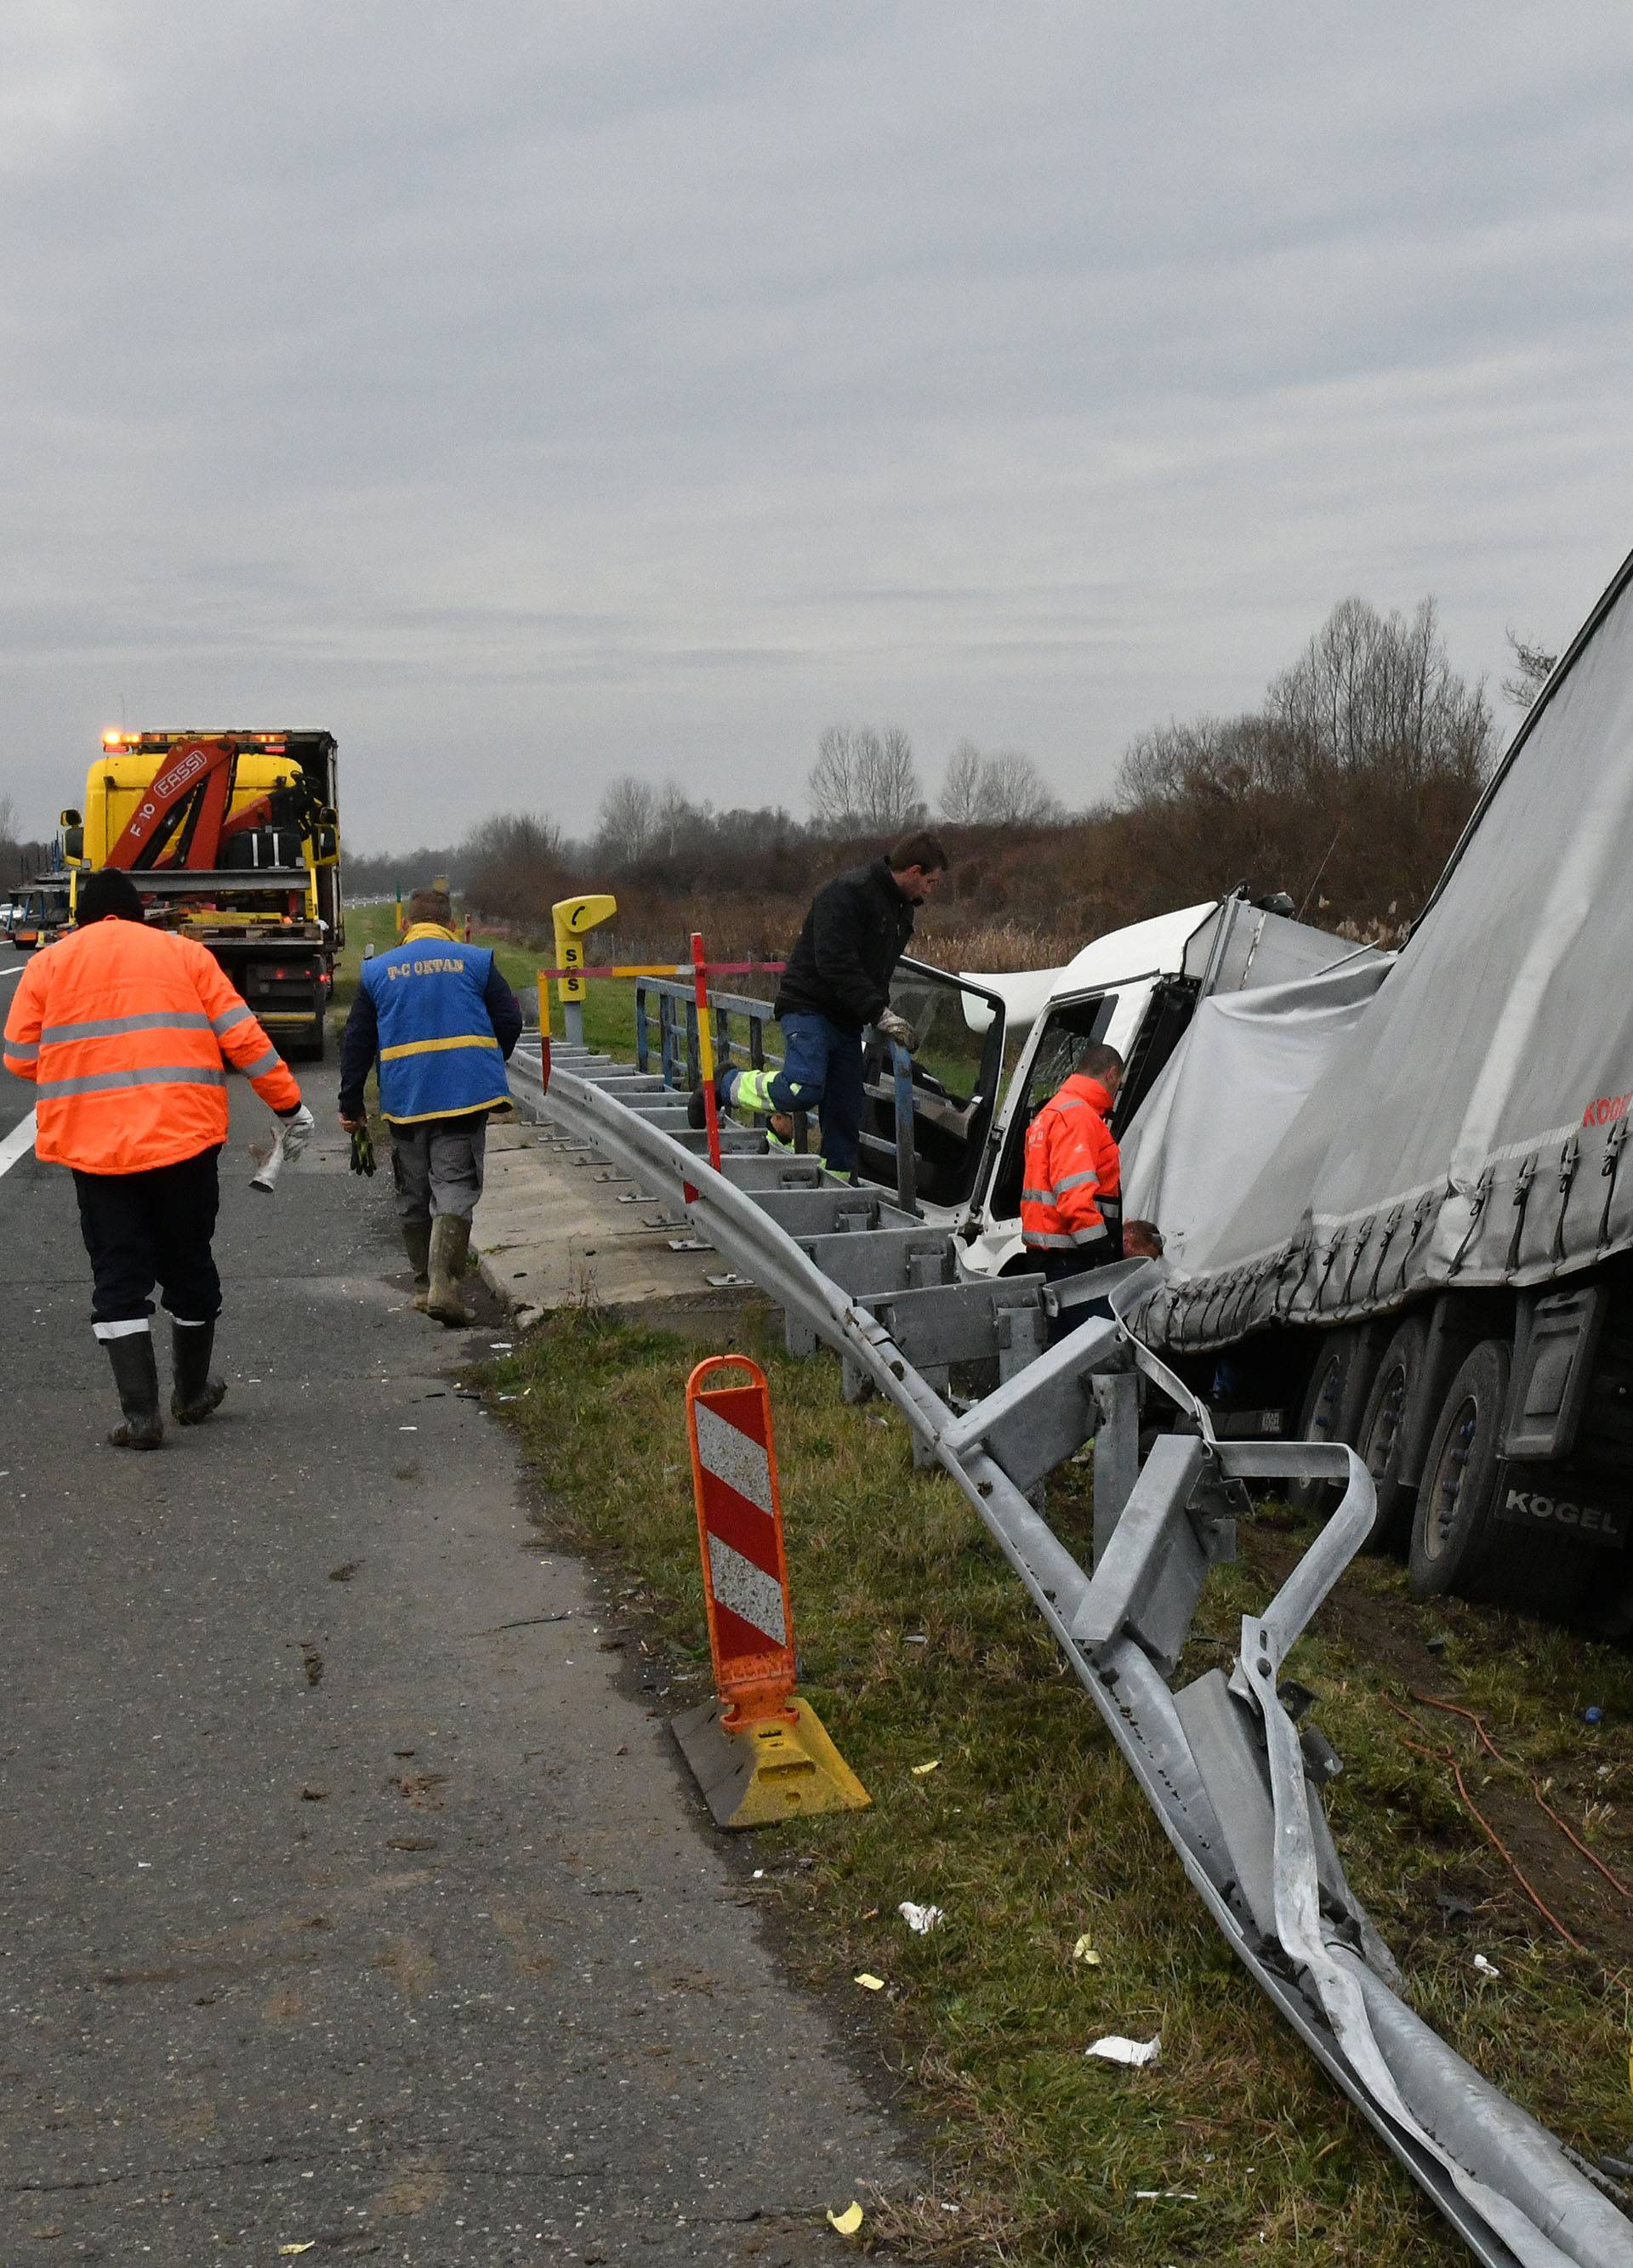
xmin=346 ymin=594 xmax=1550 ymax=974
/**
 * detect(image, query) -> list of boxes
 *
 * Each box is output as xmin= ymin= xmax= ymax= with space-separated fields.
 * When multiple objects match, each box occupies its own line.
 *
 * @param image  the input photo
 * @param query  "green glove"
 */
xmin=350 ymin=1123 xmax=376 ymax=1177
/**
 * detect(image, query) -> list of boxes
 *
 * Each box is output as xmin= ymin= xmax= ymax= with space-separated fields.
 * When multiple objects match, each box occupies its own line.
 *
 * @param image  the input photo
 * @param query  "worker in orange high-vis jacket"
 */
xmin=2 ymin=869 xmax=313 ymax=1449
xmin=1021 ymin=1042 xmax=1127 ymax=1306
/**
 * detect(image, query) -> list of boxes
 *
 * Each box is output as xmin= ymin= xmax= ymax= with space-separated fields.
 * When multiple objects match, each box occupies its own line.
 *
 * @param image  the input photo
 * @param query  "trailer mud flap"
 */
xmin=1493 ymin=1463 xmax=1630 ymax=1550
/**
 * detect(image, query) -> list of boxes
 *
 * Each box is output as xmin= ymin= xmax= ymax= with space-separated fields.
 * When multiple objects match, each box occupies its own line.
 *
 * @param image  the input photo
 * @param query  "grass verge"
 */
xmin=490 ymin=1305 xmax=1633 ymax=2264
xmin=332 ymin=901 xmax=639 ymax=1056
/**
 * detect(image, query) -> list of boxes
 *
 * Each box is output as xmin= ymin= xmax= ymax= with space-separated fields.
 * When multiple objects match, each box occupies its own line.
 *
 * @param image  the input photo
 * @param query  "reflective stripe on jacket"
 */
xmin=1019 ymin=1074 xmax=1120 ymax=1250
xmin=3 ymin=916 xmax=301 ymax=1172
xmin=359 ymin=924 xmax=513 ymax=1124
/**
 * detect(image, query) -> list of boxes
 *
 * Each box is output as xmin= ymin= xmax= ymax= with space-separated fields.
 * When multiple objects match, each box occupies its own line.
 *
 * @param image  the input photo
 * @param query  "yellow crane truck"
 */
xmin=61 ymin=729 xmax=344 ymax=1060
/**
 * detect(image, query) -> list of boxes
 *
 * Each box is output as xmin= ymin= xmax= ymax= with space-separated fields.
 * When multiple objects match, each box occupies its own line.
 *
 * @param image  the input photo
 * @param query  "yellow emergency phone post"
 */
xmin=551 ymin=893 xmax=617 ymax=1048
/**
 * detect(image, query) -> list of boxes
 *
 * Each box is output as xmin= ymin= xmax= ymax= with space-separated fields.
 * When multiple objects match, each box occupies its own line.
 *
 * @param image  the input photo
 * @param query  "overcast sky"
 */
xmin=3 ymin=3 xmax=1631 ymax=850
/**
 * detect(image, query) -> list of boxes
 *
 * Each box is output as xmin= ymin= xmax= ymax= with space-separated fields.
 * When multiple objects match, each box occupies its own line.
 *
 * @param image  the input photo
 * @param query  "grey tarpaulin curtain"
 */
xmin=1131 ymin=544 xmax=1633 ymax=1349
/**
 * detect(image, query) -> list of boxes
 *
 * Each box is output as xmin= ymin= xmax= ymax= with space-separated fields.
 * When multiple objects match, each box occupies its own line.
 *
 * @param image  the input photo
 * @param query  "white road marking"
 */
xmin=0 ymin=1109 xmax=37 ymax=1179
xmin=0 ymin=962 xmax=25 ymax=980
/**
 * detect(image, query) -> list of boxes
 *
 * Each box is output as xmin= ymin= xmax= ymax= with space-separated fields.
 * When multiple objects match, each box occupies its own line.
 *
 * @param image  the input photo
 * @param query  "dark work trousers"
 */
xmin=1034 ymin=1242 xmax=1116 ymax=1346
xmin=725 ymin=1010 xmax=868 ymax=1175
xmin=71 ymin=1145 xmax=223 ymax=1328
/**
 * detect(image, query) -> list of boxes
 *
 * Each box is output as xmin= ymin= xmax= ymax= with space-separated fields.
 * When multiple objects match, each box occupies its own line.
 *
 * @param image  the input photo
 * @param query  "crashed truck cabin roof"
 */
xmin=1133 ymin=537 xmax=1633 ymax=1350
xmin=961 ymin=902 xmax=1219 ymax=1034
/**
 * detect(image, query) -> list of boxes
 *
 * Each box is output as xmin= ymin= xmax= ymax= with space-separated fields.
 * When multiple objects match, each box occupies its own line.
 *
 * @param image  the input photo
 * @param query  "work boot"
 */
xmin=170 ymin=1319 xmax=228 ymax=1425
xmin=425 ymin=1215 xmax=475 ymax=1326
xmin=686 ymin=1066 xmax=736 ymax=1130
xmin=102 ymin=1331 xmax=164 ymax=1451
xmin=402 ymin=1220 xmax=433 ymax=1310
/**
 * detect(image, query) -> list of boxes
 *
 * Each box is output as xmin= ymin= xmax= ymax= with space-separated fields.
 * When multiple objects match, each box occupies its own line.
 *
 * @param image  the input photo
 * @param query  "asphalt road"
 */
xmin=0 ymin=1066 xmax=908 ymax=2263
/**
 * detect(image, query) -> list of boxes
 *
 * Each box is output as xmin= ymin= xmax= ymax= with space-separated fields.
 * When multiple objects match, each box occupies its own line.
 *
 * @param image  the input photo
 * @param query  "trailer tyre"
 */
xmin=1289 ymin=1328 xmax=1373 ymax=1516
xmin=1353 ymin=1316 xmax=1426 ymax=1549
xmin=1408 ymin=1339 xmax=1509 ymax=1600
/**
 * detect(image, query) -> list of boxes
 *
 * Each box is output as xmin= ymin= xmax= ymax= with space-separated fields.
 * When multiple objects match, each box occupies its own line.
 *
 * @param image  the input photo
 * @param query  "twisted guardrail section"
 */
xmin=509 ymin=1038 xmax=1630 ymax=2268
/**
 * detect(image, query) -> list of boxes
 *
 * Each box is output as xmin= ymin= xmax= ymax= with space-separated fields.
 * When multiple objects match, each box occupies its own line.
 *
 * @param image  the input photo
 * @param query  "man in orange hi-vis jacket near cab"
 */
xmin=3 ymin=869 xmax=314 ymax=1450
xmin=1020 ymin=1043 xmax=1129 ymax=1289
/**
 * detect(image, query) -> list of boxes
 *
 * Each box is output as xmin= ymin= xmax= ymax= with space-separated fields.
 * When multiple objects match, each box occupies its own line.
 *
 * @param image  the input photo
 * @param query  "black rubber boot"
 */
xmin=402 ymin=1221 xmax=432 ymax=1310
xmin=686 ymin=1067 xmax=732 ymax=1130
xmin=170 ymin=1319 xmax=228 ymax=1426
xmin=103 ymin=1332 xmax=164 ymax=1451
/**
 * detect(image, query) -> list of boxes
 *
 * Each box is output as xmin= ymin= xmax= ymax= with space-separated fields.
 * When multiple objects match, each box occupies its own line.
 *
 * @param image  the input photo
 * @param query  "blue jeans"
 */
xmin=724 ymin=1010 xmax=867 ymax=1174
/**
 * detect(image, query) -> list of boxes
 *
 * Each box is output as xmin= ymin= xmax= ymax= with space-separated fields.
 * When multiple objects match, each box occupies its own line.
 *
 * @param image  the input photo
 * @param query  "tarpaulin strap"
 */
xmin=1339 ymin=1214 xmax=1375 ymax=1306
xmin=1405 ymin=1191 xmax=1437 ymax=1257
xmin=1314 ymin=1231 xmax=1344 ymax=1301
xmin=1366 ymin=1207 xmax=1403 ymax=1302
xmin=1504 ymin=1153 xmax=1537 ymax=1272
xmin=1597 ymin=1117 xmax=1628 ymax=1248
xmin=1273 ymin=1235 xmax=1311 ymax=1321
xmin=1550 ymin=1134 xmax=1580 ymax=1263
xmin=1447 ymin=1168 xmax=1492 ymax=1276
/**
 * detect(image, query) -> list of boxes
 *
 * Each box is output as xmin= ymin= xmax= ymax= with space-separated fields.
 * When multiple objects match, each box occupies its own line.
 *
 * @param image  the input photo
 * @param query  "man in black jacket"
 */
xmin=690 ymin=831 xmax=947 ymax=1176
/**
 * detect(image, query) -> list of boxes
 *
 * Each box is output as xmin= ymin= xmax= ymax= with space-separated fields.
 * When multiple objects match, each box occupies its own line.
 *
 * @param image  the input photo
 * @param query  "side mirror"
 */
xmin=60 ymin=808 xmax=83 ymax=829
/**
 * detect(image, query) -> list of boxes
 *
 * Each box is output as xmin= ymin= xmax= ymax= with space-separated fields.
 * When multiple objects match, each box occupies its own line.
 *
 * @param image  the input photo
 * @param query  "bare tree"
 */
xmin=654 ymin=780 xmax=698 ymax=860
xmin=1267 ymin=594 xmax=1492 ymax=790
xmin=976 ymin=749 xmax=1063 ymax=827
xmin=940 ymin=739 xmax=984 ymax=824
xmin=1502 ymin=628 xmax=1557 ymax=710
xmin=595 ymin=775 xmax=658 ymax=868
xmin=853 ymin=724 xmax=925 ymax=831
xmin=807 ymin=725 xmax=862 ymax=832
xmin=461 ymin=811 xmax=567 ymax=924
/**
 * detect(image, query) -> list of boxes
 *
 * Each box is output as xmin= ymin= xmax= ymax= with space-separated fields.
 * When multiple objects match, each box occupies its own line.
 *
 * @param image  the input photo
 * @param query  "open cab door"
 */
xmin=853 ymin=957 xmax=1008 ymax=1213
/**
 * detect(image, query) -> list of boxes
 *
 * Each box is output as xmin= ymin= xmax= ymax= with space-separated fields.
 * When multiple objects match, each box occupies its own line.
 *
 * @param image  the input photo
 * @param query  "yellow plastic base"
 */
xmin=671 ymin=1695 xmax=870 ymax=1829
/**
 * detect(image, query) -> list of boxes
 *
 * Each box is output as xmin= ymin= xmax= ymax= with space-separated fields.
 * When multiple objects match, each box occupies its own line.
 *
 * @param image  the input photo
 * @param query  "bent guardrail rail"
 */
xmin=508 ymin=1038 xmax=1631 ymax=2268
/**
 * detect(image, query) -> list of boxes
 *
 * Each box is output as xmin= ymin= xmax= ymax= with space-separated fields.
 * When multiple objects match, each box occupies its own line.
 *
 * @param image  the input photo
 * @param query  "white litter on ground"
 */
xmin=898 ymin=1901 xmax=944 ymax=1935
xmin=1086 ymin=2032 xmax=1161 ymax=2066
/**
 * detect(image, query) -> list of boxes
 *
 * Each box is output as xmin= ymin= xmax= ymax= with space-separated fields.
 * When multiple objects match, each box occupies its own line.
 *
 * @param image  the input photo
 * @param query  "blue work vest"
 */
xmin=361 ymin=926 xmax=511 ymax=1123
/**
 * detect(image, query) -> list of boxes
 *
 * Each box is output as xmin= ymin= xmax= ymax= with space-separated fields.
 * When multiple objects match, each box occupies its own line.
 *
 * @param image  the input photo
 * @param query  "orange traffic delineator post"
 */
xmin=671 ymin=1356 xmax=869 ymax=1829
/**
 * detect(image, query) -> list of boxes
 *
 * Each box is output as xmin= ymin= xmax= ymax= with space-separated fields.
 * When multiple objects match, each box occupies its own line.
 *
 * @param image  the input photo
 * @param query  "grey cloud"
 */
xmin=2 ymin=3 xmax=1631 ymax=842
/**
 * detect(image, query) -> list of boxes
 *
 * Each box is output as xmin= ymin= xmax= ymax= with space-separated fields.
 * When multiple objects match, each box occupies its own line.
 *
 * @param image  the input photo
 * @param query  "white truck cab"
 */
xmin=857 ymin=893 xmax=1371 ymax=1275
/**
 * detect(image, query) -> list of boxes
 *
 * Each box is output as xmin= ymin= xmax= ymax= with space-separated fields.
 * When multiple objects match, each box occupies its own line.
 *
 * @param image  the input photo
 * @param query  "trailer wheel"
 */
xmin=1353 ymin=1316 xmax=1426 ymax=1549
xmin=1289 ymin=1328 xmax=1373 ymax=1515
xmin=1408 ymin=1339 xmax=1509 ymax=1600
xmin=308 ymin=1009 xmax=328 ymax=1064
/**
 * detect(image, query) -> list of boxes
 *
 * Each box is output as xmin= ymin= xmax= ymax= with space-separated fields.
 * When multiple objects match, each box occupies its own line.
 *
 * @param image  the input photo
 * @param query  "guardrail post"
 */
xmin=635 ymin=981 xmax=650 ymax=1074
xmin=1091 ymin=1373 xmax=1141 ymax=1559
xmin=890 ymin=1039 xmax=918 ymax=1214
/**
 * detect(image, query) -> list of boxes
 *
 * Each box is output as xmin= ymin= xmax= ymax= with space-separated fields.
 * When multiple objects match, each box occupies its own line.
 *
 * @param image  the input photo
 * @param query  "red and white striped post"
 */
xmin=685 ymin=1355 xmax=797 ymax=1729
xmin=690 ymin=929 xmax=723 ymax=1175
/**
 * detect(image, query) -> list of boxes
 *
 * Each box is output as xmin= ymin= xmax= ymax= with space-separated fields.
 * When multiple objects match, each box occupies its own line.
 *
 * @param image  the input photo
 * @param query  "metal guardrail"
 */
xmin=507 ymin=1036 xmax=1630 ymax=2268
xmin=631 ymin=979 xmax=922 ymax=1209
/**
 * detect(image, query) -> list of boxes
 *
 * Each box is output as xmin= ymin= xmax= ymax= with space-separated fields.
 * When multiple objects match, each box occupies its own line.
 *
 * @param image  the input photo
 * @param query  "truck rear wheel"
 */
xmin=1353 ymin=1316 xmax=1426 ymax=1549
xmin=1289 ymin=1327 xmax=1374 ymax=1516
xmin=1408 ymin=1339 xmax=1509 ymax=1600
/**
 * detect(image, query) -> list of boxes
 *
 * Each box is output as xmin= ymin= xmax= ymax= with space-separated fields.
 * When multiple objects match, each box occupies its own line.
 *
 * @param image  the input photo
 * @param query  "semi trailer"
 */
xmin=1113 ymin=541 xmax=1633 ymax=1620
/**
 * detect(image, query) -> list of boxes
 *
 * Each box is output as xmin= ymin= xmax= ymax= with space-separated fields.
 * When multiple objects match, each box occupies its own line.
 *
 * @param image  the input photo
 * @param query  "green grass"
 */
xmin=332 ymin=900 xmax=641 ymax=1059
xmin=488 ymin=1306 xmax=1633 ymax=2262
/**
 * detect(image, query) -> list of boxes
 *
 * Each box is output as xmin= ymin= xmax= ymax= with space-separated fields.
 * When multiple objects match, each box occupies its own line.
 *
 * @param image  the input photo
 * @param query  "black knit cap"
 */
xmin=76 ymin=870 xmax=145 ymax=925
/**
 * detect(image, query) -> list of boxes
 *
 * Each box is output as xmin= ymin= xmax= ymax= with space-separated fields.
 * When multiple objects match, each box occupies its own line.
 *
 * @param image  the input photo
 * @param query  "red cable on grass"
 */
xmin=1382 ymin=1699 xmax=1586 ymax=1953
xmin=1409 ymin=1688 xmax=1631 ymax=1903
